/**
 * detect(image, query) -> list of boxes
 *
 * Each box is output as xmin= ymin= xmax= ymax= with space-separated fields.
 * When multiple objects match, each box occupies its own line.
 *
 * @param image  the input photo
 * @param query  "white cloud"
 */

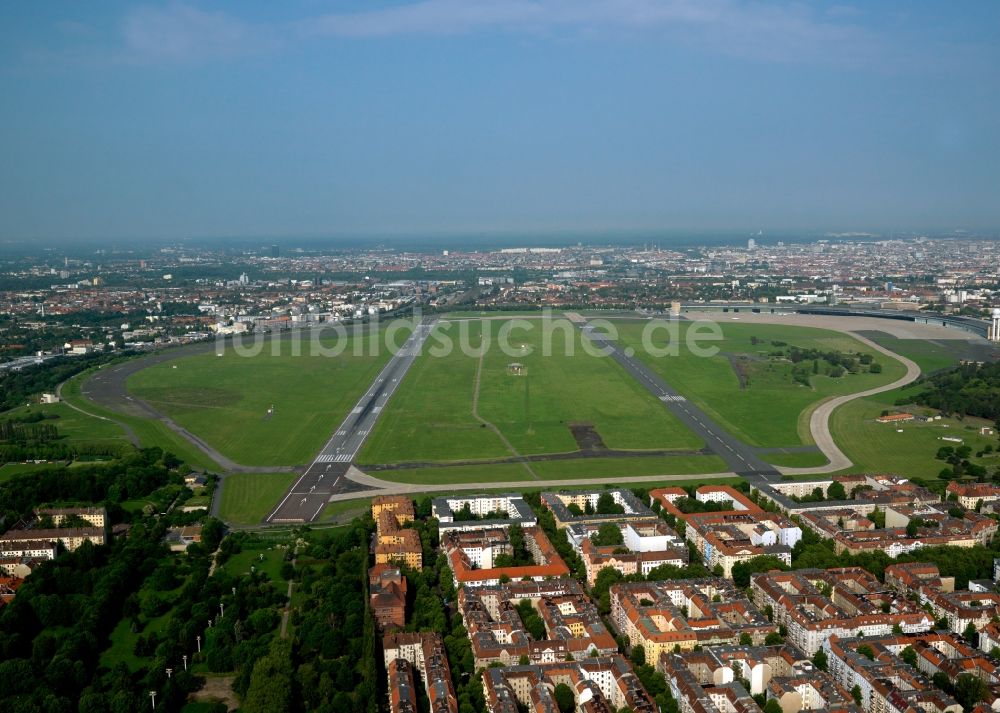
xmin=121 ymin=3 xmax=276 ymax=61
xmin=298 ymin=0 xmax=878 ymax=64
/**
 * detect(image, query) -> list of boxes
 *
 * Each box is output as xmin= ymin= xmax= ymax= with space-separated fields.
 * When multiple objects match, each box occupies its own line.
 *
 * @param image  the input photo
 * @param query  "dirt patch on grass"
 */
xmin=188 ymin=675 xmax=238 ymax=711
xmin=725 ymin=353 xmax=753 ymax=389
xmin=568 ymin=422 xmax=607 ymax=450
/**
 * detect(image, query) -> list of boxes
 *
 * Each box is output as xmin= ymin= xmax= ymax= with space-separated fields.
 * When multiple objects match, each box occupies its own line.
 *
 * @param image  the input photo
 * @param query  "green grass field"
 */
xmin=319 ymin=497 xmax=372 ymax=523
xmin=367 ymin=454 xmax=730 ymax=484
xmin=853 ymin=331 xmax=978 ymax=375
xmin=359 ymin=318 xmax=704 ymax=467
xmin=3 ymin=400 xmax=131 ymax=443
xmin=761 ymin=452 xmax=830 ymax=468
xmin=0 ymin=399 xmax=134 ymax=479
xmin=61 ymin=374 xmax=223 ymax=471
xmin=829 ymin=387 xmax=999 ymax=478
xmin=125 ymin=330 xmax=406 ymax=467
xmin=0 ymin=461 xmax=68 ymax=483
xmin=221 ymin=544 xmax=290 ymax=585
xmin=218 ymin=472 xmax=298 ymax=525
xmin=613 ymin=320 xmax=906 ymax=450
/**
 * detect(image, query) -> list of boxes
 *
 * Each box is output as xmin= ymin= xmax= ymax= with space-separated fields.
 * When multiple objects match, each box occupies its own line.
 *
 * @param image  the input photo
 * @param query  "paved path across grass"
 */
xmin=324 ymin=466 xmax=743 ymax=501
xmin=775 ymin=330 xmax=922 ymax=475
xmin=470 ymin=347 xmax=539 ymax=480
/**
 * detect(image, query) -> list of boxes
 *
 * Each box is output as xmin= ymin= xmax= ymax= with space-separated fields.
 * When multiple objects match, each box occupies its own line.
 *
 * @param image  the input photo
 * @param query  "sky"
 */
xmin=1 ymin=1 xmax=999 ymax=243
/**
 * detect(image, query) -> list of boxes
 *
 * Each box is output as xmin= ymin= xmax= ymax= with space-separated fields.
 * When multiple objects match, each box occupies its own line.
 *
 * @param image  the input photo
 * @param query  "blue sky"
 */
xmin=1 ymin=1 xmax=998 ymax=242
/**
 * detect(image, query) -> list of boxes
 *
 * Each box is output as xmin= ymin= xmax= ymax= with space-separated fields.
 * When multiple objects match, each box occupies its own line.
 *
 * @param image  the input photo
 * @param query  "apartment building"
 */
xmin=442 ymin=526 xmax=569 ymax=587
xmin=824 ymin=636 xmax=961 ymax=713
xmin=611 ymin=579 xmax=775 ymax=661
xmin=885 ymin=562 xmax=1000 ymax=635
xmin=383 ymin=632 xmax=458 ymax=713
xmin=482 ymin=656 xmax=656 ymax=713
xmin=650 ymin=485 xmax=801 ymax=578
xmin=750 ymin=568 xmax=932 ymax=656
xmin=35 ymin=507 xmax=107 ymax=529
xmin=372 ymin=496 xmax=422 ymax=569
xmin=458 ymin=580 xmax=617 ymax=668
xmin=568 ymin=520 xmax=688 ymax=586
xmin=799 ymin=505 xmax=995 ymax=558
xmin=946 ymin=482 xmax=1000 ymax=510
xmin=542 ymin=488 xmax=656 ymax=529
xmin=0 ymin=526 xmax=105 ymax=553
xmin=387 ymin=658 xmax=418 ymax=713
xmin=432 ymin=494 xmax=537 ymax=533
xmin=369 ymin=563 xmax=407 ymax=631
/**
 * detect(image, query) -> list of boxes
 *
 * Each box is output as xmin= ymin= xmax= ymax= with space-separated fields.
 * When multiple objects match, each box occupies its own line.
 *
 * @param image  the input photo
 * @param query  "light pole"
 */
xmin=149 ymin=691 xmax=156 ymax=709
xmin=183 ymin=655 xmax=188 ymax=671
xmin=219 ymin=602 xmax=225 ymax=618
xmin=166 ymin=668 xmax=173 ymax=679
xmin=196 ymin=635 xmax=202 ymax=653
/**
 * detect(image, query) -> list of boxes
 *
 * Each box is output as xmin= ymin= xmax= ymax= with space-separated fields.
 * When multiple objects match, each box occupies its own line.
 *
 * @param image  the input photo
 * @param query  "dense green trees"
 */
xmin=596 ymin=491 xmax=625 ymax=515
xmin=591 ymin=522 xmax=624 ymax=547
xmin=242 ymin=639 xmax=294 ymax=713
xmin=0 ymin=448 xmax=196 ymax=713
xmin=554 ymin=682 xmax=575 ymax=713
xmin=731 ymin=555 xmax=789 ymax=588
xmin=911 ymin=361 xmax=1000 ymax=421
xmin=0 ymin=447 xmax=173 ymax=523
xmin=0 ymin=351 xmax=130 ymax=411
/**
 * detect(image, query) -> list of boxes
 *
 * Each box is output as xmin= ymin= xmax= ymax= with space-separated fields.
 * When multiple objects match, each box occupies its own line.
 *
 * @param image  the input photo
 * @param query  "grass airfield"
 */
xmin=613 ymin=320 xmax=905 ymax=450
xmin=125 ymin=329 xmax=406 ymax=467
xmin=89 ymin=313 xmax=993 ymax=487
xmin=357 ymin=318 xmax=707 ymax=467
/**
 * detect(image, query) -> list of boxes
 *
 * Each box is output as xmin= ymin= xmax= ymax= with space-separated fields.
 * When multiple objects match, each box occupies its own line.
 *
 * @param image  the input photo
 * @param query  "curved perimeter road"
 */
xmin=776 ymin=331 xmax=921 ymax=475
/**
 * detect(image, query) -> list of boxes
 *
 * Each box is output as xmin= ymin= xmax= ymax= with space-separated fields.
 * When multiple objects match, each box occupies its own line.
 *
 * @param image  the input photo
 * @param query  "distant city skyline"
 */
xmin=1 ymin=1 xmax=999 ymax=241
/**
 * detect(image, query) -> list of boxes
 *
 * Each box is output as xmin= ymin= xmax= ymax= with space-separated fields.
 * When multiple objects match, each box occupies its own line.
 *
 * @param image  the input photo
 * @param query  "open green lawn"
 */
xmin=359 ymin=318 xmax=703 ymax=465
xmin=62 ymin=374 xmax=221 ymax=471
xmin=369 ymin=454 xmax=730 ymax=485
xmin=221 ymin=544 xmax=289 ymax=586
xmin=218 ymin=472 xmax=298 ymax=526
xmin=0 ymin=461 xmax=70 ymax=483
xmin=3 ymin=400 xmax=130 ymax=443
xmin=762 ymin=451 xmax=830 ymax=468
xmin=318 ymin=497 xmax=372 ymax=523
xmin=0 ymin=400 xmax=133 ymax=480
xmin=125 ymin=330 xmax=405 ymax=467
xmin=614 ymin=320 xmax=906 ymax=449
xmin=853 ymin=331 xmax=982 ymax=375
xmin=830 ymin=387 xmax=1000 ymax=478
xmin=370 ymin=463 xmax=533 ymax=484
xmin=529 ymin=455 xmax=728 ymax=479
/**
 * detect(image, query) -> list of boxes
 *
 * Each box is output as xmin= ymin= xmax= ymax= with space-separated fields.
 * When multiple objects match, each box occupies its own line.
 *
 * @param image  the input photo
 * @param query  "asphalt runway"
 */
xmin=265 ymin=318 xmax=437 ymax=523
xmin=577 ymin=320 xmax=780 ymax=479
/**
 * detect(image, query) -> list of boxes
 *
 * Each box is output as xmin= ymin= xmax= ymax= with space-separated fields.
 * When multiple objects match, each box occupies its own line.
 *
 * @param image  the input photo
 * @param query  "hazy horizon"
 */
xmin=2 ymin=1 xmax=999 ymax=242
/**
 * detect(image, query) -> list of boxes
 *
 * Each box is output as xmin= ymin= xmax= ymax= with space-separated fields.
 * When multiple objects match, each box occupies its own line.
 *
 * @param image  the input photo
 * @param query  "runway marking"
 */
xmin=268 ymin=318 xmax=437 ymax=522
